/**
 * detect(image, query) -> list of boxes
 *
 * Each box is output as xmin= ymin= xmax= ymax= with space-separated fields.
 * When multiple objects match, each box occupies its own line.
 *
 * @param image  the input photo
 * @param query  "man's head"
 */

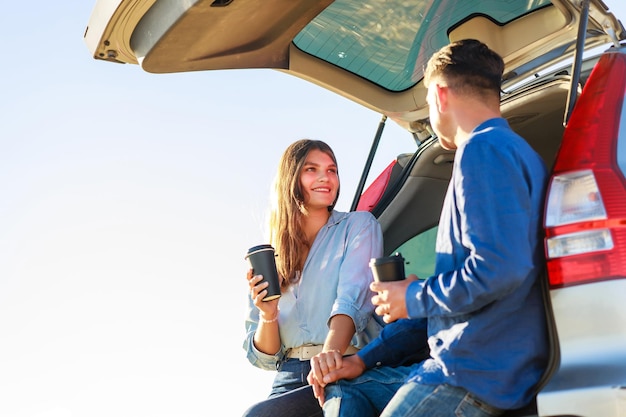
xmin=424 ymin=39 xmax=504 ymax=97
xmin=424 ymin=39 xmax=504 ymax=149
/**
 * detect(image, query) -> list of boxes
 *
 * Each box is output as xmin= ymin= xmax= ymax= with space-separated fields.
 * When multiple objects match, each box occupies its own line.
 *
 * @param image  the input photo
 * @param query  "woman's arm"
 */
xmin=248 ymin=270 xmax=282 ymax=355
xmin=323 ymin=313 xmax=356 ymax=353
xmin=252 ymin=305 xmax=281 ymax=355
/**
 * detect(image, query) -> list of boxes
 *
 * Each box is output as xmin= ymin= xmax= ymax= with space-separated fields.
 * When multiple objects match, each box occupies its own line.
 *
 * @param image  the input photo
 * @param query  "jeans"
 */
xmin=323 ymin=365 xmax=503 ymax=417
xmin=242 ymin=359 xmax=323 ymax=417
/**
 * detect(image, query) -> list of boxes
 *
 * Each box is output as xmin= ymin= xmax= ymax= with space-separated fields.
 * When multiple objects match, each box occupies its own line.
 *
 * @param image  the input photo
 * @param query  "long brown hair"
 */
xmin=268 ymin=139 xmax=340 ymax=289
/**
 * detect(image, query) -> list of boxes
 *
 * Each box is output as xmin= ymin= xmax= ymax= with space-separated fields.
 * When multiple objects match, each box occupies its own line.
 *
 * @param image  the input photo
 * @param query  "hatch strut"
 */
xmin=350 ymin=115 xmax=387 ymax=211
xmin=564 ymin=0 xmax=590 ymax=127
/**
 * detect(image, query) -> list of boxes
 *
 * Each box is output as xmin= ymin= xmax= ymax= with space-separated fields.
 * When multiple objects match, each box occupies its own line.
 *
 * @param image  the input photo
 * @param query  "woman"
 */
xmin=242 ymin=139 xmax=383 ymax=416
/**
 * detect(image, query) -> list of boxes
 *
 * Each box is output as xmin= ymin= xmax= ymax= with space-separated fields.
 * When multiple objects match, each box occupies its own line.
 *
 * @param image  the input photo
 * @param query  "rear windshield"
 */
xmin=293 ymin=0 xmax=552 ymax=92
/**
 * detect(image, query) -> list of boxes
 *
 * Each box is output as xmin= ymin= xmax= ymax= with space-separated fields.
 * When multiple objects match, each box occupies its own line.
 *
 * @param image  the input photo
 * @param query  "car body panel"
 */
xmin=541 ymin=280 xmax=626 ymax=390
xmin=540 ymin=385 xmax=626 ymax=416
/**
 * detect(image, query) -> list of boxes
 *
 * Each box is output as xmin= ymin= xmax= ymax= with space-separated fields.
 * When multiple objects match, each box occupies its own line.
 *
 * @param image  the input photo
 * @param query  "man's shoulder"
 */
xmin=469 ymin=119 xmax=541 ymax=156
xmin=472 ymin=117 xmax=518 ymax=141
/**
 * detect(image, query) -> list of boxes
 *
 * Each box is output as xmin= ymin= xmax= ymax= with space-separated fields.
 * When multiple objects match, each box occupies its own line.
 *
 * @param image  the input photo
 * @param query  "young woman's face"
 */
xmin=299 ymin=149 xmax=339 ymax=210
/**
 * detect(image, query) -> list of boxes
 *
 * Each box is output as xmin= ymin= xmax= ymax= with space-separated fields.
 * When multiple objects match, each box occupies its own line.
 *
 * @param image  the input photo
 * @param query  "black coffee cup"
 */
xmin=245 ymin=244 xmax=281 ymax=301
xmin=369 ymin=252 xmax=406 ymax=282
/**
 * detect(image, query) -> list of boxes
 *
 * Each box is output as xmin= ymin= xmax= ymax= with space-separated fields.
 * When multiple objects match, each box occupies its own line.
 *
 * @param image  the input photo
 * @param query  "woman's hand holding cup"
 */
xmin=247 ymin=268 xmax=279 ymax=321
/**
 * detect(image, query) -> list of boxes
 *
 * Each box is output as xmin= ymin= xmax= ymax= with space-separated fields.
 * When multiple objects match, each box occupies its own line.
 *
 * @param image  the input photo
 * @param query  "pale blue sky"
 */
xmin=1 ymin=3 xmax=624 ymax=417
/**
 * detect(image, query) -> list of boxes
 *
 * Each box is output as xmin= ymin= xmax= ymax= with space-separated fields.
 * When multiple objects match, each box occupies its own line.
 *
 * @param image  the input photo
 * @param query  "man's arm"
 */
xmin=357 ymin=317 xmax=429 ymax=369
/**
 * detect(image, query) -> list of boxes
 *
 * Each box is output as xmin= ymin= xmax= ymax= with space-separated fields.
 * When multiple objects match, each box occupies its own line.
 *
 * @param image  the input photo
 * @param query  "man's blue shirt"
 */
xmin=359 ymin=118 xmax=550 ymax=409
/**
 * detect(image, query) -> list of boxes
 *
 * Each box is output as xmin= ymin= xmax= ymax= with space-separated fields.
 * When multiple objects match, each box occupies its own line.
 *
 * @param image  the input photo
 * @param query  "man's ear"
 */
xmin=435 ymin=83 xmax=449 ymax=112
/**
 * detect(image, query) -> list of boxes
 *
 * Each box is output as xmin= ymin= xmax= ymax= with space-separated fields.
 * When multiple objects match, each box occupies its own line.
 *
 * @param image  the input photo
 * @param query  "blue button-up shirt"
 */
xmin=244 ymin=210 xmax=384 ymax=370
xmin=360 ymin=118 xmax=550 ymax=409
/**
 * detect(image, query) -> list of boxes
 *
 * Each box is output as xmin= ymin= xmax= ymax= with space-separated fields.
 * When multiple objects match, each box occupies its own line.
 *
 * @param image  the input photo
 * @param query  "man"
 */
xmin=308 ymin=39 xmax=549 ymax=417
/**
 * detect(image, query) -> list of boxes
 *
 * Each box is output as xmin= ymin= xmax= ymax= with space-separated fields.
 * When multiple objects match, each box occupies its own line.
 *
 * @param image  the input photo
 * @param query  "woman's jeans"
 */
xmin=242 ymin=358 xmax=323 ymax=417
xmin=323 ymin=365 xmax=504 ymax=417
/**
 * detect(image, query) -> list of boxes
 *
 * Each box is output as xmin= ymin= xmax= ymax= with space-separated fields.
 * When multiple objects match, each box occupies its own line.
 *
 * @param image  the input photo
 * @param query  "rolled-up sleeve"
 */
xmin=331 ymin=212 xmax=383 ymax=333
xmin=358 ymin=318 xmax=429 ymax=369
xmin=242 ymin=297 xmax=283 ymax=371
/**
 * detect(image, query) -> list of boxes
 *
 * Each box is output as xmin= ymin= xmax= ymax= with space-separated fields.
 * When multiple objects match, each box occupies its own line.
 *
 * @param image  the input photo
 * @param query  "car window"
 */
xmin=391 ymin=225 xmax=438 ymax=279
xmin=293 ymin=0 xmax=552 ymax=92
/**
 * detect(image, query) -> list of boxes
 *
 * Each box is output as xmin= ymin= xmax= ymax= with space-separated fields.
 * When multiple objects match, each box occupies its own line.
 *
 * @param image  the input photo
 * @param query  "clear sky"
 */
xmin=1 ymin=3 xmax=624 ymax=417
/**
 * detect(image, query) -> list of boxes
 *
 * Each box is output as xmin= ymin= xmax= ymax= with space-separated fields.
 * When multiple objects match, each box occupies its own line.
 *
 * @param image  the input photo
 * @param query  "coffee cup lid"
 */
xmin=369 ymin=252 xmax=404 ymax=266
xmin=245 ymin=244 xmax=275 ymax=259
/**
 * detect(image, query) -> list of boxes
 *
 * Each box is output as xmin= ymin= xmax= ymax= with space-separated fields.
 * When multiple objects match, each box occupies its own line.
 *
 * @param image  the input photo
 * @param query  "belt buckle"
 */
xmin=299 ymin=344 xmax=316 ymax=360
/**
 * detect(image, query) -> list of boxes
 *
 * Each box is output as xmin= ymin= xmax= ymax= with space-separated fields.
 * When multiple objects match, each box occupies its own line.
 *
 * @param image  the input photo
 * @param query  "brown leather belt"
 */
xmin=286 ymin=344 xmax=359 ymax=360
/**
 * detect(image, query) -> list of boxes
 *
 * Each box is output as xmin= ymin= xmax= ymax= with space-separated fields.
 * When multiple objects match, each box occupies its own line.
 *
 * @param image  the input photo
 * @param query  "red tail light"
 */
xmin=544 ymin=51 xmax=626 ymax=288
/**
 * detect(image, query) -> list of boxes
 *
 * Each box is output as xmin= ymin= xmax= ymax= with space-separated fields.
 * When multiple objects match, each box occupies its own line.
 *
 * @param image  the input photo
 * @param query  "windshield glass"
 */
xmin=293 ymin=0 xmax=552 ymax=92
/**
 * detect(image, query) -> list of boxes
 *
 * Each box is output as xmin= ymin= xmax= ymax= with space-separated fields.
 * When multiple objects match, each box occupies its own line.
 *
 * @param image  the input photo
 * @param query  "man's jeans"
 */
xmin=323 ymin=365 xmax=503 ymax=417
